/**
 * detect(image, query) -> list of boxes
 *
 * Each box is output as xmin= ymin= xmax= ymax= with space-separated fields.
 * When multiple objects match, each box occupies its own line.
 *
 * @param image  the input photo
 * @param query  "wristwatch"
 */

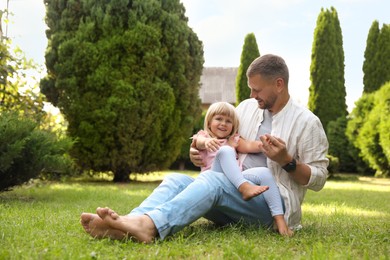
xmin=282 ymin=158 xmax=297 ymax=172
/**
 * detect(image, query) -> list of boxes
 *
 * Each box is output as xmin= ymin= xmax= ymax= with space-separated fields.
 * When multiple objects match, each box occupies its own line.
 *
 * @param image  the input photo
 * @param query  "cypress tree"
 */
xmin=375 ymin=24 xmax=390 ymax=90
xmin=308 ymin=7 xmax=347 ymax=131
xmin=363 ymin=21 xmax=380 ymax=93
xmin=41 ymin=0 xmax=204 ymax=182
xmin=236 ymin=33 xmax=260 ymax=105
xmin=363 ymin=22 xmax=390 ymax=93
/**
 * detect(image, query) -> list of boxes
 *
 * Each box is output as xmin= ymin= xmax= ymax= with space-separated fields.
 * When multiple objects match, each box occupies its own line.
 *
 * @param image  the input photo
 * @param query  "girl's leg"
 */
xmin=242 ymin=167 xmax=284 ymax=216
xmin=243 ymin=168 xmax=293 ymax=236
xmin=211 ymin=146 xmax=268 ymax=200
xmin=211 ymin=146 xmax=246 ymax=188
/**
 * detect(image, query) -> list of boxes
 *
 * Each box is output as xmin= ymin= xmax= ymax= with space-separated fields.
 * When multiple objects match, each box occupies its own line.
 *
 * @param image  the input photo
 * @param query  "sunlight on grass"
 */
xmin=325 ymin=177 xmax=390 ymax=192
xmin=130 ymin=171 xmax=199 ymax=182
xmin=123 ymin=189 xmax=154 ymax=196
xmin=303 ymin=203 xmax=388 ymax=218
xmin=48 ymin=183 xmax=85 ymax=191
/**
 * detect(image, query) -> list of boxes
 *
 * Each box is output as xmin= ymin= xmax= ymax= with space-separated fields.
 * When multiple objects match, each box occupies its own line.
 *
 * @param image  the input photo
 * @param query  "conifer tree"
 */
xmin=235 ymin=33 xmax=260 ymax=105
xmin=363 ymin=22 xmax=390 ymax=93
xmin=308 ymin=7 xmax=347 ymax=131
xmin=41 ymin=0 xmax=204 ymax=182
xmin=363 ymin=21 xmax=380 ymax=93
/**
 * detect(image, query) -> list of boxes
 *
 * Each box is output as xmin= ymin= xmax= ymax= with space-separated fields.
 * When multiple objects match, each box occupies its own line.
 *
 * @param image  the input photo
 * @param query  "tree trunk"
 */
xmin=113 ymin=169 xmax=131 ymax=182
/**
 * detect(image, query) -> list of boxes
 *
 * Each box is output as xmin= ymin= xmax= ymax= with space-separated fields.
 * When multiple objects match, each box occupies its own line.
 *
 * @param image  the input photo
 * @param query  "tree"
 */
xmin=346 ymin=83 xmax=390 ymax=177
xmin=308 ymin=7 xmax=347 ymax=131
xmin=363 ymin=21 xmax=380 ymax=93
xmin=0 ymin=39 xmax=44 ymax=120
xmin=236 ymin=33 xmax=260 ymax=105
xmin=41 ymin=0 xmax=204 ymax=182
xmin=363 ymin=22 xmax=390 ymax=93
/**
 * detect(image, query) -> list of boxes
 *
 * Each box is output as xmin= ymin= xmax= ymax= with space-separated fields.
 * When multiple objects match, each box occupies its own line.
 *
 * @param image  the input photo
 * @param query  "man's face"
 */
xmin=248 ymin=74 xmax=278 ymax=111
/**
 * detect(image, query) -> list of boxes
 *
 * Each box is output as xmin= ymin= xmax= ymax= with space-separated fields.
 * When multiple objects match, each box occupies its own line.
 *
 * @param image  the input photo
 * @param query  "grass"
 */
xmin=0 ymin=172 xmax=389 ymax=260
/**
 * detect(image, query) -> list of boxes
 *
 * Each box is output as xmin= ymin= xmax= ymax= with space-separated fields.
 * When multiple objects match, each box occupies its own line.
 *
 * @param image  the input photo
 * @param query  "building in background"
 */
xmin=199 ymin=67 xmax=237 ymax=109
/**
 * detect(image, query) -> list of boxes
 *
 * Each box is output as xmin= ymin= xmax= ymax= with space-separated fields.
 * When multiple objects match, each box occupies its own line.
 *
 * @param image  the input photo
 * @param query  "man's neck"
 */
xmin=269 ymin=94 xmax=290 ymax=115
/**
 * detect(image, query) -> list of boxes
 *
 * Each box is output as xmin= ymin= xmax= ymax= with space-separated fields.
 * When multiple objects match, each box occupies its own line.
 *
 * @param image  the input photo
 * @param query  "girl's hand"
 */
xmin=257 ymin=140 xmax=265 ymax=153
xmin=205 ymin=138 xmax=223 ymax=152
xmin=227 ymin=134 xmax=240 ymax=148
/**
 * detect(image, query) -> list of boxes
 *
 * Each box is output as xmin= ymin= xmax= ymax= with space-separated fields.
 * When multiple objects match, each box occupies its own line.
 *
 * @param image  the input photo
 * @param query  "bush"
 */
xmin=0 ymin=112 xmax=74 ymax=191
xmin=347 ymin=83 xmax=390 ymax=177
xmin=326 ymin=154 xmax=339 ymax=177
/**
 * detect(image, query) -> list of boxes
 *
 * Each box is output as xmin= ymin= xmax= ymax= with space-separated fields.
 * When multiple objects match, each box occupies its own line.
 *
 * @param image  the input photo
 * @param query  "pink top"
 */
xmin=193 ymin=130 xmax=241 ymax=172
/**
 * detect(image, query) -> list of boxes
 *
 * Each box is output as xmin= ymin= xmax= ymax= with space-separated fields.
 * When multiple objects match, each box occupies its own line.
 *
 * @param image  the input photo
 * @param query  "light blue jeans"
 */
xmin=129 ymin=170 xmax=284 ymax=239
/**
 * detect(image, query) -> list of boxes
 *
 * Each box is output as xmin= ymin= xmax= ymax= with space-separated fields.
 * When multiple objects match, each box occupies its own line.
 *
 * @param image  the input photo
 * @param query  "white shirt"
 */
xmin=236 ymin=98 xmax=329 ymax=230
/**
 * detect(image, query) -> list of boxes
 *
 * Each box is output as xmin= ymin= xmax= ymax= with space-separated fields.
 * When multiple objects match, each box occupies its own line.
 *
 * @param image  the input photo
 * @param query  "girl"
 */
xmin=192 ymin=102 xmax=291 ymax=235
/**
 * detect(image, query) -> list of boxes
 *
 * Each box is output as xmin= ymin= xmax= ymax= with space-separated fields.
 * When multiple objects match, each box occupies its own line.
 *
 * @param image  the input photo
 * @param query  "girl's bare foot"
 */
xmin=238 ymin=182 xmax=269 ymax=201
xmin=80 ymin=213 xmax=126 ymax=240
xmin=96 ymin=207 xmax=158 ymax=244
xmin=274 ymin=215 xmax=294 ymax=237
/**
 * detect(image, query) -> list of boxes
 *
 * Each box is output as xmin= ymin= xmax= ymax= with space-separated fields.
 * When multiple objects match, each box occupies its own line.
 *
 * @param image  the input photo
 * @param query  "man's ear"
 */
xmin=275 ymin=78 xmax=285 ymax=93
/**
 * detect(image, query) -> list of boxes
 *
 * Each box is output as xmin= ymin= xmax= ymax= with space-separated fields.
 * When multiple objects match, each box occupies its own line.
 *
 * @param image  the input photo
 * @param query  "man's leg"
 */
xmin=99 ymin=170 xmax=274 ymax=240
xmin=129 ymin=173 xmax=195 ymax=216
xmin=81 ymin=173 xmax=194 ymax=241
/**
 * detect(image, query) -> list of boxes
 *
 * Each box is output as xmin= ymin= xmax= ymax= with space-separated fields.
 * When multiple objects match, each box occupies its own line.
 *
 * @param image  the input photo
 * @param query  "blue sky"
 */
xmin=4 ymin=0 xmax=390 ymax=111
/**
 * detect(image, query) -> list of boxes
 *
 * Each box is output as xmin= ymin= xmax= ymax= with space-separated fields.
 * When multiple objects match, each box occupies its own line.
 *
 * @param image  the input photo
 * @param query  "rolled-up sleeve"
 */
xmin=301 ymin=118 xmax=329 ymax=191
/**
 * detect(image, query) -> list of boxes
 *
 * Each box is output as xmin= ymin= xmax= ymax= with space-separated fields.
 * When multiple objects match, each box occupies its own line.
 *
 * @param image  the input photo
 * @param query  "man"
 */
xmin=80 ymin=54 xmax=329 ymax=242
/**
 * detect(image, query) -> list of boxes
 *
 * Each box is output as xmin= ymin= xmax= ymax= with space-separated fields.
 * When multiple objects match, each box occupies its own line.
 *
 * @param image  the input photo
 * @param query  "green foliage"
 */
xmin=347 ymin=83 xmax=390 ymax=177
xmin=236 ymin=33 xmax=260 ymax=105
xmin=308 ymin=7 xmax=347 ymax=132
xmin=326 ymin=154 xmax=339 ymax=176
xmin=363 ymin=21 xmax=380 ymax=93
xmin=172 ymin=109 xmax=205 ymax=170
xmin=0 ymin=112 xmax=74 ymax=191
xmin=327 ymin=116 xmax=357 ymax=173
xmin=363 ymin=21 xmax=390 ymax=93
xmin=0 ymin=39 xmax=45 ymax=120
xmin=41 ymin=0 xmax=204 ymax=181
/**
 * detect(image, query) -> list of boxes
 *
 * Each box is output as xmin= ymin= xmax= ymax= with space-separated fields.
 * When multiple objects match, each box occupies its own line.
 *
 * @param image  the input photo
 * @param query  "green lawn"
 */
xmin=0 ymin=172 xmax=389 ymax=259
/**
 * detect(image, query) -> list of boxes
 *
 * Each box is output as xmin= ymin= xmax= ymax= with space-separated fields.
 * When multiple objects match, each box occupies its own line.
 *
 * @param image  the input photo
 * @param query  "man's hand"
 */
xmin=190 ymin=139 xmax=204 ymax=167
xmin=259 ymin=134 xmax=291 ymax=166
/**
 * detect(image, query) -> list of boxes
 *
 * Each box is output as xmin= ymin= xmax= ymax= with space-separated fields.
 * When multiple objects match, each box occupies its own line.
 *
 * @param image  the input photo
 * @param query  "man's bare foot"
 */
xmin=80 ymin=213 xmax=126 ymax=240
xmin=238 ymin=182 xmax=269 ymax=201
xmin=96 ymin=207 xmax=158 ymax=244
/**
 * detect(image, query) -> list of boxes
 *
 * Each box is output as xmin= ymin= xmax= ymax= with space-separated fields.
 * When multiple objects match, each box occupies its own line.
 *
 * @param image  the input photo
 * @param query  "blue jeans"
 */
xmin=128 ymin=171 xmax=281 ymax=239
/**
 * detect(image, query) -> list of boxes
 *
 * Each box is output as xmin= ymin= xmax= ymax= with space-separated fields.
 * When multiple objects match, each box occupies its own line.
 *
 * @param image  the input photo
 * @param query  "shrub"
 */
xmin=0 ymin=112 xmax=74 ymax=191
xmin=326 ymin=154 xmax=339 ymax=177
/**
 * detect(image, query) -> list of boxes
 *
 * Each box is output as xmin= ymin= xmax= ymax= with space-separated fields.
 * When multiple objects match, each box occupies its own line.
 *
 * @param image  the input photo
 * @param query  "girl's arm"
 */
xmin=195 ymin=135 xmax=222 ymax=152
xmin=236 ymin=138 xmax=264 ymax=154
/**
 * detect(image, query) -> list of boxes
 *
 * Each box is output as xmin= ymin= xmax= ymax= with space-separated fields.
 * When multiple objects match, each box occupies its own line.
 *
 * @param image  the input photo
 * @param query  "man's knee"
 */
xmin=199 ymin=170 xmax=234 ymax=193
xmin=163 ymin=173 xmax=194 ymax=187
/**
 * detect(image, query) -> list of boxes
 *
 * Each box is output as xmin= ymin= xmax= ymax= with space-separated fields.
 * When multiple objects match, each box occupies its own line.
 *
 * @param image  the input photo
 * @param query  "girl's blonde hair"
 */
xmin=204 ymin=102 xmax=239 ymax=138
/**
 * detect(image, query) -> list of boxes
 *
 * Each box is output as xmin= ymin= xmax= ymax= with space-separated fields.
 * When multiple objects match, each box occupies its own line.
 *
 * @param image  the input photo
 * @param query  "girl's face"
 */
xmin=209 ymin=114 xmax=234 ymax=139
